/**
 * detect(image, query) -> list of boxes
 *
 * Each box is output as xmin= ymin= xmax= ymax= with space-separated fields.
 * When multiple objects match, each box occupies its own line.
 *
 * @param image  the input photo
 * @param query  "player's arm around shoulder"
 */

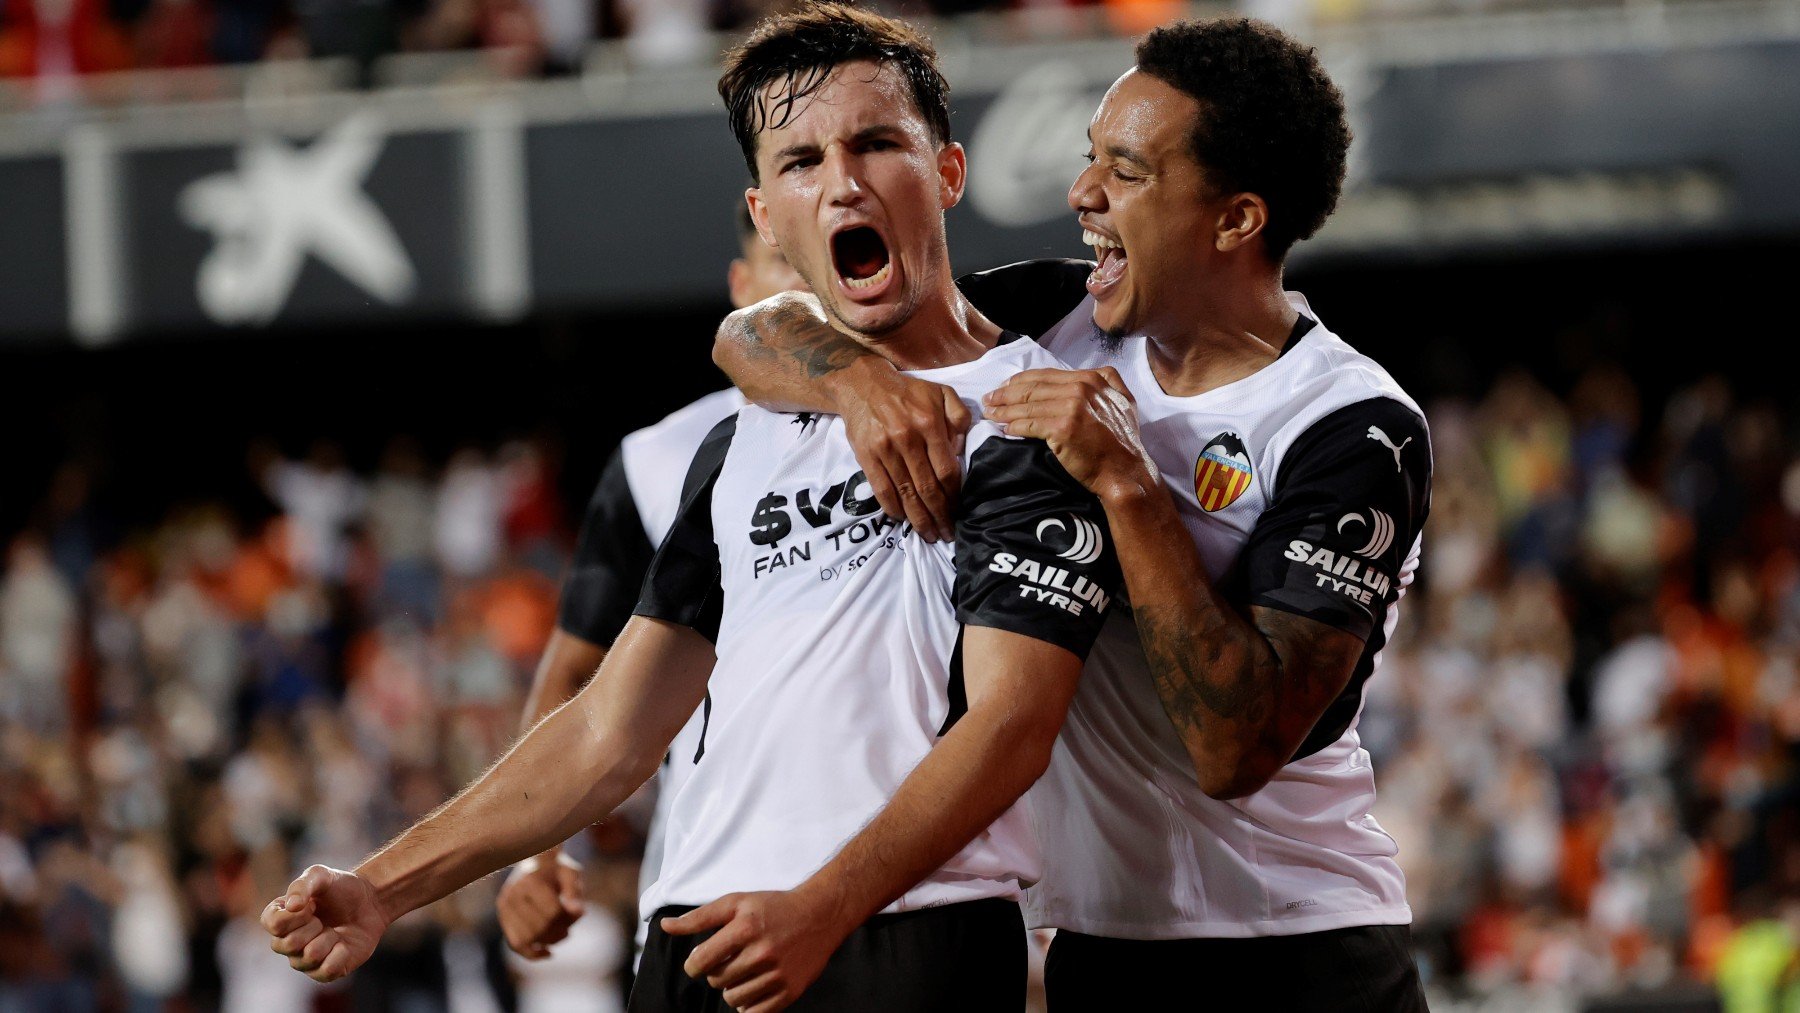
xmin=987 ymin=361 xmax=1432 ymax=799
xmin=713 ymin=290 xmax=974 ymax=542
xmin=1226 ymin=396 xmax=1432 ymax=786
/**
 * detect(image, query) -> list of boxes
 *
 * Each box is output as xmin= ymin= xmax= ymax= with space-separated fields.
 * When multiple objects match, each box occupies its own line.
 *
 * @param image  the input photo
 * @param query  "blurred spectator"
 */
xmin=521 ymin=0 xmax=580 ymax=71
xmin=1714 ymin=899 xmax=1800 ymax=1013
xmin=110 ymin=837 xmax=190 ymax=1010
xmin=0 ymin=0 xmax=1569 ymax=92
xmin=258 ymin=441 xmax=365 ymax=585
xmin=437 ymin=448 xmax=503 ymax=579
xmin=210 ymin=0 xmax=281 ymax=63
xmin=0 ymin=0 xmax=132 ymax=85
xmin=368 ymin=437 xmax=440 ymax=620
xmin=39 ymin=463 xmax=102 ymax=590
xmin=0 ymin=535 xmax=78 ymax=734
xmin=130 ymin=0 xmax=211 ymax=67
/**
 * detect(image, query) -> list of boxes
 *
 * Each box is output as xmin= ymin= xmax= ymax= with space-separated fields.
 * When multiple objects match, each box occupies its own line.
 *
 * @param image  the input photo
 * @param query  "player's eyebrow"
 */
xmin=773 ymin=124 xmax=904 ymax=163
xmin=1087 ymin=129 xmax=1153 ymax=173
xmin=771 ymin=141 xmax=822 ymax=162
xmin=1104 ymin=144 xmax=1152 ymax=172
xmin=850 ymin=124 xmax=905 ymax=144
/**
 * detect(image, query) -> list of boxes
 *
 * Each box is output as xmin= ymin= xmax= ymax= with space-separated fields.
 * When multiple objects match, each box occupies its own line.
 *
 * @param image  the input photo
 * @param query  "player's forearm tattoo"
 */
xmin=1137 ymin=600 xmax=1361 ymax=795
xmin=740 ymin=298 xmax=871 ymax=379
xmin=1136 ymin=604 xmax=1275 ymax=738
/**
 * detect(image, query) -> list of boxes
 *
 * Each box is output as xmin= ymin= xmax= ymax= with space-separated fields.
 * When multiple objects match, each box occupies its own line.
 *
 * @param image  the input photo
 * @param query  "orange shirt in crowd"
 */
xmin=0 ymin=0 xmax=132 ymax=78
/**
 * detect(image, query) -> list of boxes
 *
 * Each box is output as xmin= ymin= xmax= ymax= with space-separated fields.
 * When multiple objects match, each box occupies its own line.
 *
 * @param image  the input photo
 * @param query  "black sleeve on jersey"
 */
xmin=1242 ymin=397 xmax=1432 ymax=642
xmin=956 ymin=259 xmax=1094 ymax=339
xmin=633 ymin=416 xmax=737 ymax=643
xmin=953 ymin=437 xmax=1123 ymax=659
xmin=555 ymin=448 xmax=655 ymax=646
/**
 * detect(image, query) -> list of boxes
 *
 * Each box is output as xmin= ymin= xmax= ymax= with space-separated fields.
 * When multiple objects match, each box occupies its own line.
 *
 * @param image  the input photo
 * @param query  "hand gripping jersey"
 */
xmin=555 ymin=386 xmax=746 ymax=939
xmin=962 ymin=261 xmax=1430 ymax=940
xmin=633 ymin=336 xmax=1122 ymax=916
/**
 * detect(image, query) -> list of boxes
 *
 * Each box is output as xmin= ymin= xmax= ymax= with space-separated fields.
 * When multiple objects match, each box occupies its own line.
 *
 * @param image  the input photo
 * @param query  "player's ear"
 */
xmin=937 ymin=141 xmax=967 ymax=210
xmin=1215 ymin=192 xmax=1269 ymax=254
xmin=745 ymin=189 xmax=779 ymax=250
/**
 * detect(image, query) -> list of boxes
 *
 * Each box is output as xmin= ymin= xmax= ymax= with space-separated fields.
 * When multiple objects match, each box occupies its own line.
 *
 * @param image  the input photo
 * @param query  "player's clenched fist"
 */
xmin=261 ymin=864 xmax=390 ymax=982
xmin=497 ymin=851 xmax=586 ymax=959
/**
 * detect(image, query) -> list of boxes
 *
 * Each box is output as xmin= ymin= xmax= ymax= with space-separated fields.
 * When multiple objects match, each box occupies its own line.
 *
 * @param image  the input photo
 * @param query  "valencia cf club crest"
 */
xmin=1194 ymin=432 xmax=1253 ymax=512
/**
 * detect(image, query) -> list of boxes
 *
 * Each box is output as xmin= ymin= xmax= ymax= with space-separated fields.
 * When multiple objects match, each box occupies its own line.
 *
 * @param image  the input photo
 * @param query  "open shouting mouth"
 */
xmin=831 ymin=225 xmax=894 ymax=301
xmin=1084 ymin=226 xmax=1126 ymax=300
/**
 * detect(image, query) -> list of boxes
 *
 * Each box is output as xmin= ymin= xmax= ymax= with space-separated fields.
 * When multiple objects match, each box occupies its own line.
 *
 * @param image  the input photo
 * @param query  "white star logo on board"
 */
xmin=179 ymin=112 xmax=416 ymax=326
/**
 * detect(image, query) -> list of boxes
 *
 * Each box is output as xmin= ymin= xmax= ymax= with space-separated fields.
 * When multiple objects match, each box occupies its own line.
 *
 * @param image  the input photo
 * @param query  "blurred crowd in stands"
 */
xmin=0 ymin=0 xmax=1495 ymax=88
xmin=3 ymin=363 xmax=1800 ymax=1012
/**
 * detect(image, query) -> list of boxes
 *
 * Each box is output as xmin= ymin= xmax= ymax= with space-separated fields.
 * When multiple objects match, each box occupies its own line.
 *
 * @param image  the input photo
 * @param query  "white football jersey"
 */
xmin=619 ymin=389 xmax=749 ymax=545
xmin=634 ymin=336 xmax=1122 ymax=916
xmin=1017 ymin=289 xmax=1429 ymax=939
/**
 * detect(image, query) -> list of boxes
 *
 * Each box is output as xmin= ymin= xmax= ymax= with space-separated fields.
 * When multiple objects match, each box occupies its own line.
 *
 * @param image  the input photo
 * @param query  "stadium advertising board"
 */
xmin=3 ymin=38 xmax=1797 ymax=343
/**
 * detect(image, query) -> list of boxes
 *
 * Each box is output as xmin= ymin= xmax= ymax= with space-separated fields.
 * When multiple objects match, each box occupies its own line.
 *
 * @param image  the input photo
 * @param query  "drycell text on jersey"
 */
xmin=988 ymin=553 xmax=1112 ymax=617
xmin=1283 ymin=540 xmax=1392 ymax=606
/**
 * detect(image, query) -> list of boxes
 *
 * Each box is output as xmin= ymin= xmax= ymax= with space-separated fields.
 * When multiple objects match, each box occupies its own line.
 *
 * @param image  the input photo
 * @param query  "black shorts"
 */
xmin=630 ymin=898 xmax=1024 ymax=1013
xmin=1045 ymin=923 xmax=1428 ymax=1013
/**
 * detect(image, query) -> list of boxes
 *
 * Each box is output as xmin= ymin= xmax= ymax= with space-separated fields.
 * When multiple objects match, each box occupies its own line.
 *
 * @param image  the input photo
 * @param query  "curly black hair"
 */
xmin=718 ymin=2 xmax=952 ymax=183
xmin=1135 ymin=19 xmax=1349 ymax=260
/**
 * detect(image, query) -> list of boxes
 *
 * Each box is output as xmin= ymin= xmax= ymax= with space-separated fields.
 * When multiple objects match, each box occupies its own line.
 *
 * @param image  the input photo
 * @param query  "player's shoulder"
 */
xmin=957 ymin=257 xmax=1094 ymax=341
xmin=620 ymin=388 xmax=748 ymax=462
xmin=1263 ymin=297 xmax=1427 ymax=455
xmin=1247 ymin=311 xmax=1430 ymax=500
xmin=909 ymin=330 xmax=1073 ymax=401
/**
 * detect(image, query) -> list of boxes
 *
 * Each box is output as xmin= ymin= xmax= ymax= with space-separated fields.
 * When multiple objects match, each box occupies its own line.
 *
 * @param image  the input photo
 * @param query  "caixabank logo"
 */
xmin=180 ymin=113 xmax=416 ymax=326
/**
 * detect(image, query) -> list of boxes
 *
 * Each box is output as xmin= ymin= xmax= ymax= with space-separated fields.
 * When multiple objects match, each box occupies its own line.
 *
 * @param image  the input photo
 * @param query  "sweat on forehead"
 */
xmin=751 ymin=61 xmax=905 ymax=139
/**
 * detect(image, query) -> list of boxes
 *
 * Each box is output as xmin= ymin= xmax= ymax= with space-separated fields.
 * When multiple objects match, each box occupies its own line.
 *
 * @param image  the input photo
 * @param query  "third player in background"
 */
xmin=494 ymin=202 xmax=803 ymax=966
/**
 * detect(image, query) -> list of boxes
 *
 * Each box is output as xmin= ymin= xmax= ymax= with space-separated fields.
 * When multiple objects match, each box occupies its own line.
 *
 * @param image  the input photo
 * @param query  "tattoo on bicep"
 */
xmin=753 ymin=300 xmax=868 ymax=379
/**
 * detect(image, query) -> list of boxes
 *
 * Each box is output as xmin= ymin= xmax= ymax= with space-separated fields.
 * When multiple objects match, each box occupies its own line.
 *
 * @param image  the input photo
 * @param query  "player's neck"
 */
xmin=1142 ymin=270 xmax=1296 ymax=399
xmin=855 ymin=281 xmax=1002 ymax=372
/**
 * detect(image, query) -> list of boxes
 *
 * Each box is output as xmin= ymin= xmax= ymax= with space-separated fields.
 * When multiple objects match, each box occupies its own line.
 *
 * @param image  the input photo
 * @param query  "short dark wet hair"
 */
xmin=718 ymin=2 xmax=952 ymax=183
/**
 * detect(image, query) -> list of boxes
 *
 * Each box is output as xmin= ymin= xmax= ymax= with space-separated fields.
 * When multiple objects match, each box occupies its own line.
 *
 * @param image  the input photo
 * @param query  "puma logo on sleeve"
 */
xmin=1365 ymin=426 xmax=1413 ymax=472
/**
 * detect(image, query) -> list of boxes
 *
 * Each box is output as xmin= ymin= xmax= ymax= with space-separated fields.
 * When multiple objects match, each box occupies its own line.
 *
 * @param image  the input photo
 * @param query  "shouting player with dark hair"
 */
xmin=259 ymin=5 xmax=1121 ymax=1012
xmin=717 ymin=16 xmax=1431 ymax=1011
